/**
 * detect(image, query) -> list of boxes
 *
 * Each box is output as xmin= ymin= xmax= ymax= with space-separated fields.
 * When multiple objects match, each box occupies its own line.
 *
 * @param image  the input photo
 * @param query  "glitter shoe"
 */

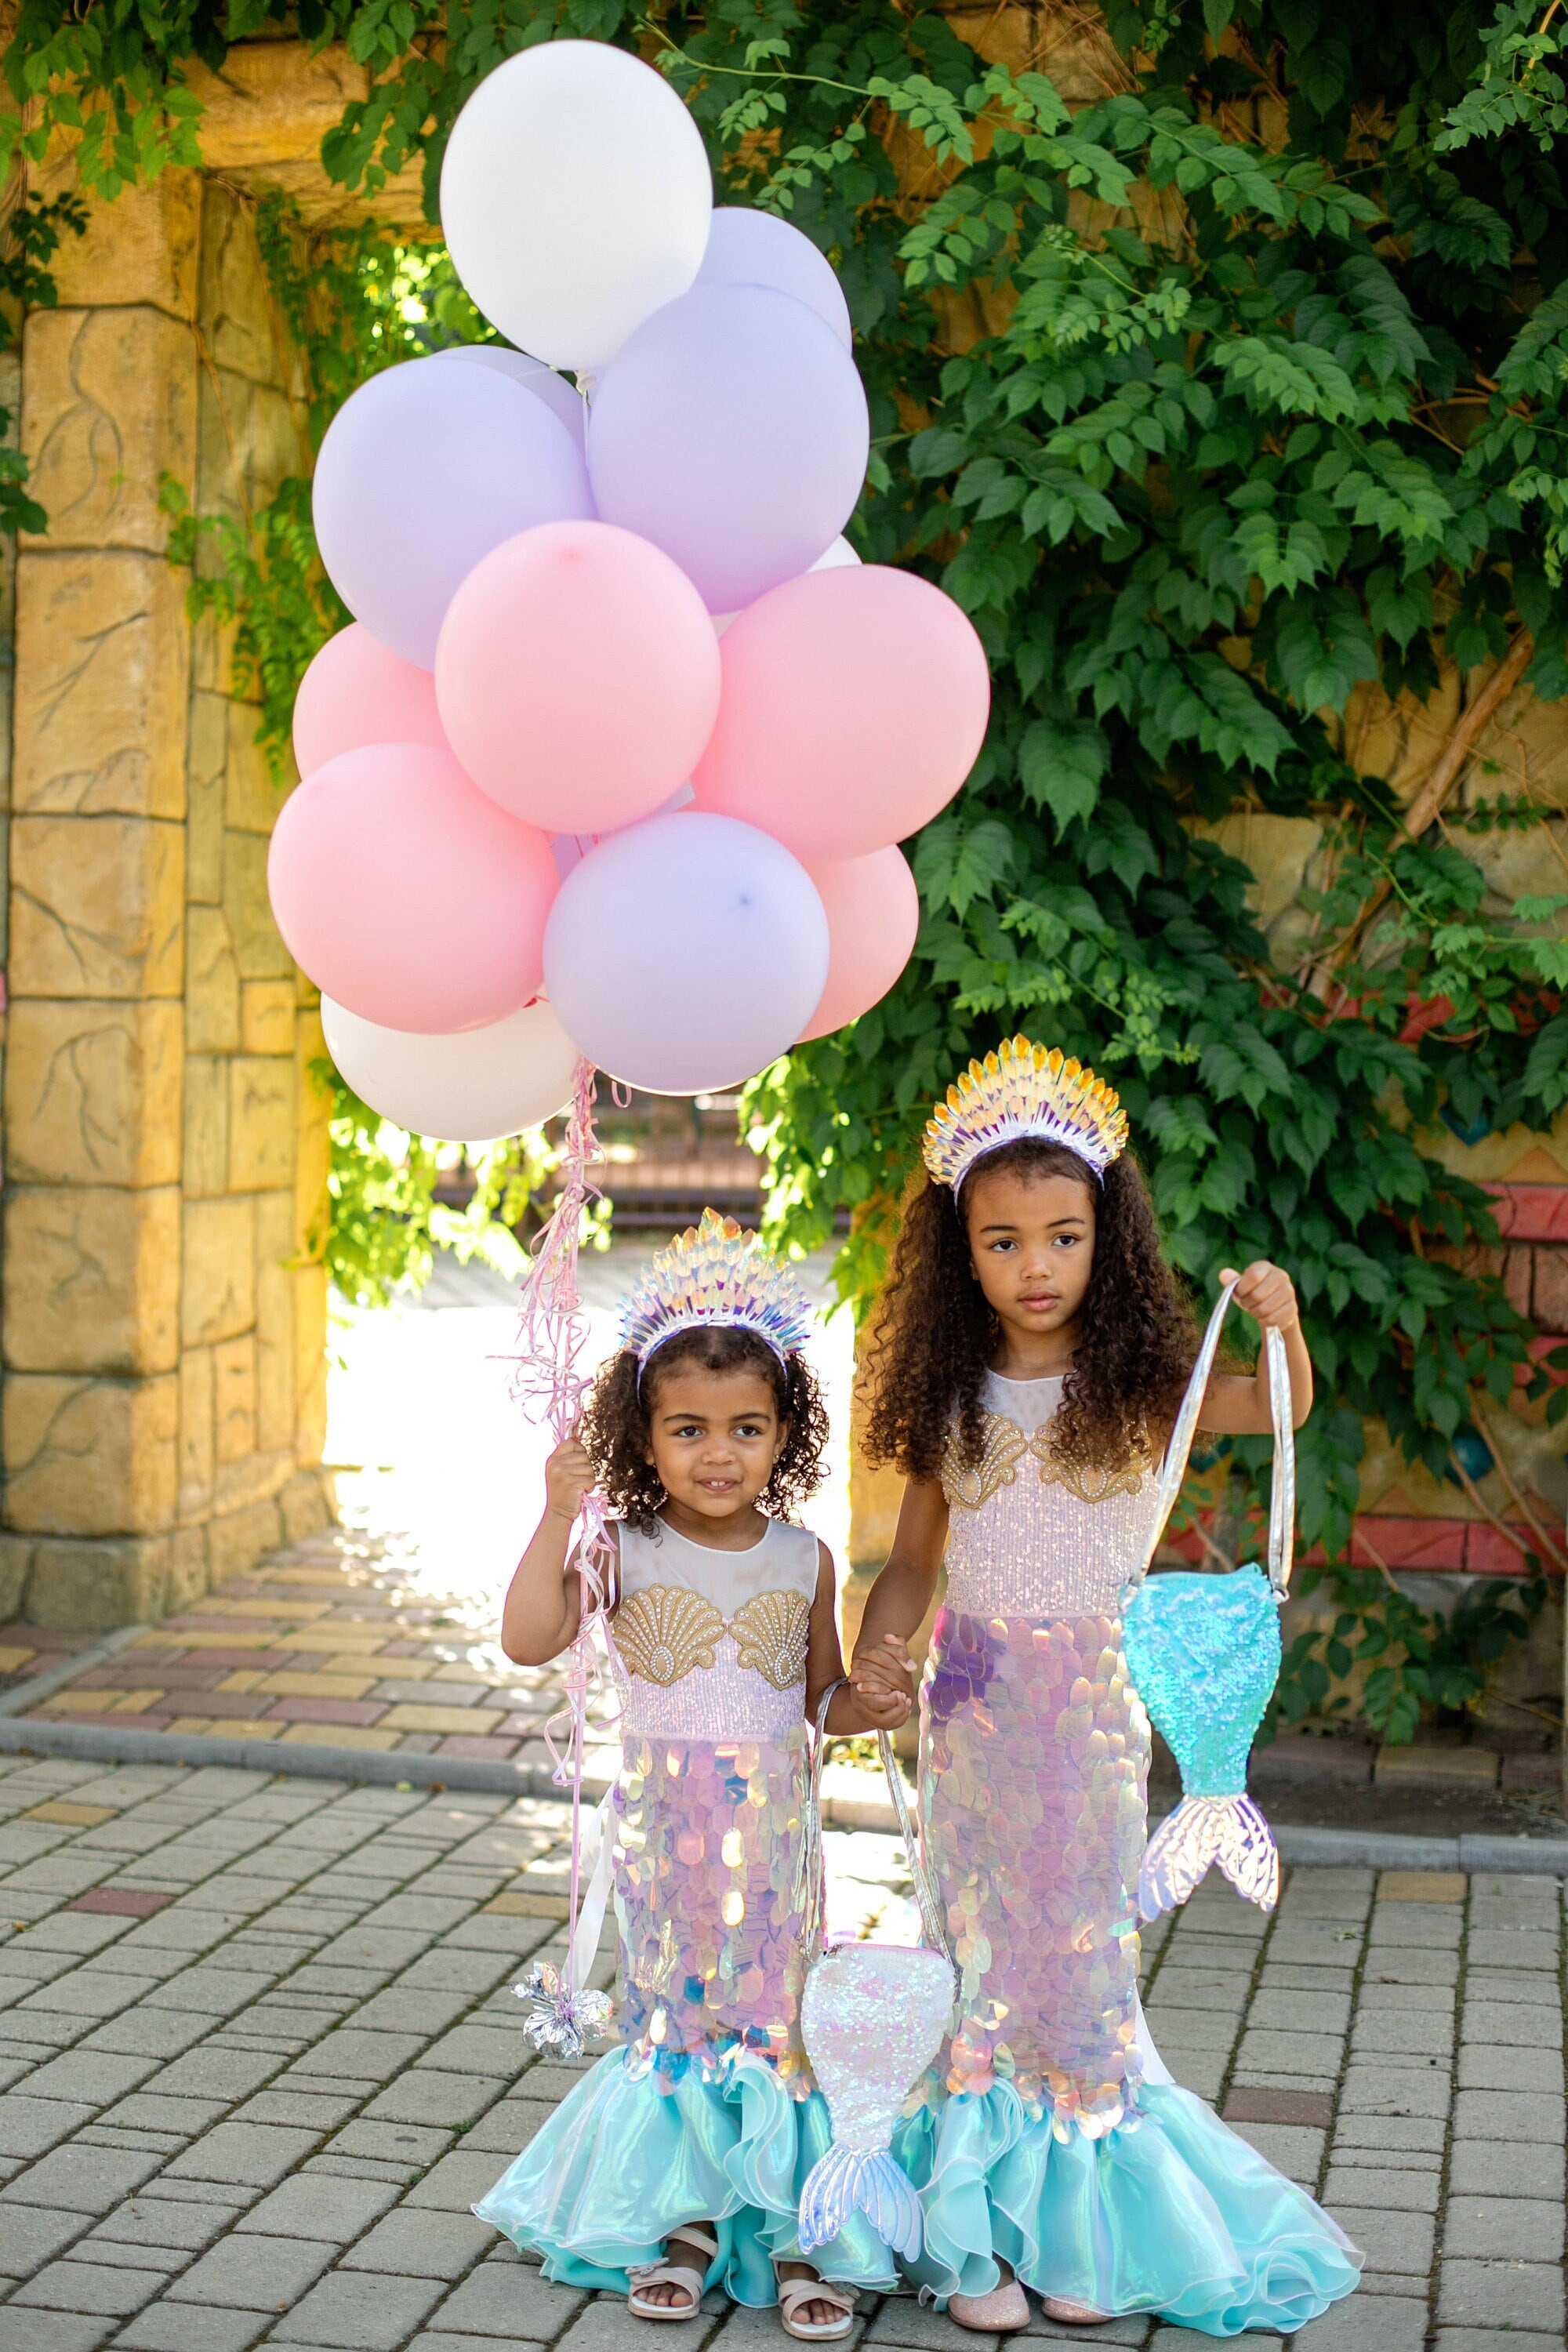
xmin=948 ymin=2280 xmax=1029 ymax=2332
xmin=1040 ymin=2299 xmax=1112 ymax=2325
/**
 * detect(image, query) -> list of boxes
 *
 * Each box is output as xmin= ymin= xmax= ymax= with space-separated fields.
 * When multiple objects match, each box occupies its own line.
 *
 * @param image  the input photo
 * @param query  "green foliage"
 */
xmin=315 ymin=1059 xmax=556 ymax=1307
xmin=15 ymin=0 xmax=1568 ymax=1728
xmin=1439 ymin=2 xmax=1568 ymax=158
xmin=161 ymin=474 xmax=346 ymax=773
xmin=1276 ymin=1559 xmax=1549 ymax=1743
xmin=0 ymin=191 xmax=88 ymax=535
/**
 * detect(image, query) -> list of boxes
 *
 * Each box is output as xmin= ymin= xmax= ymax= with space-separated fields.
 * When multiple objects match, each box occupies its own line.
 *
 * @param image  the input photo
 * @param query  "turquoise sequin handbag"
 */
xmin=1123 ymin=1282 xmax=1294 ymax=1921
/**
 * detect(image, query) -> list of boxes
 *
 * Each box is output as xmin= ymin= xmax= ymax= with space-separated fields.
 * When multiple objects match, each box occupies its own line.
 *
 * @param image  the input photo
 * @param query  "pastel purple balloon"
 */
xmin=586 ymin=283 xmax=869 ymax=615
xmin=436 ymin=343 xmax=588 ymax=452
xmin=695 ymin=208 xmax=852 ymax=349
xmin=314 ymin=354 xmax=593 ymax=667
xmin=543 ymin=809 xmax=829 ymax=1094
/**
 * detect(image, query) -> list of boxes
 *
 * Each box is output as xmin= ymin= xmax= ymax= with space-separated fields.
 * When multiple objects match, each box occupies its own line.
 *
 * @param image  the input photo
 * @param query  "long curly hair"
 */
xmin=580 ymin=1325 xmax=829 ymax=1526
xmin=861 ymin=1138 xmax=1197 ymax=1482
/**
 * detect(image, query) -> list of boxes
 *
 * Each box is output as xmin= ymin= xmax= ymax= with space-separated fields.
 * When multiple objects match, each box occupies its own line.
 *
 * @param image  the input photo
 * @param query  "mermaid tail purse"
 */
xmin=1123 ymin=1284 xmax=1294 ymax=1922
xmin=794 ymin=1686 xmax=956 ymax=2261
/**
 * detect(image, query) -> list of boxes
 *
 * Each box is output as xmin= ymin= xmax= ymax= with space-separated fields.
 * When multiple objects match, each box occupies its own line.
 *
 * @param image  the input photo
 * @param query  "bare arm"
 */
xmin=803 ymin=1541 xmax=913 ymax=1735
xmin=1196 ymin=1259 xmax=1314 ymax=1436
xmin=500 ymin=1437 xmax=597 ymax=1665
xmin=847 ymin=1476 xmax=949 ymax=1704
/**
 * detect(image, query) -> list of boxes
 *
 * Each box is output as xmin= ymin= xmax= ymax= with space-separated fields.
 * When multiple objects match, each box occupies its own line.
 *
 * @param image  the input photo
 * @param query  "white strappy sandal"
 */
xmin=775 ymin=2269 xmax=858 ymax=2341
xmin=627 ymin=2224 xmax=717 ymax=2321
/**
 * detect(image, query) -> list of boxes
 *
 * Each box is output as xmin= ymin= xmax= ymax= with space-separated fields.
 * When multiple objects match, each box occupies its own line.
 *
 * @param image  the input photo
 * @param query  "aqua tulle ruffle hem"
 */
xmin=891 ymin=2081 xmax=1362 ymax=2337
xmin=474 ymin=2046 xmax=898 ymax=2307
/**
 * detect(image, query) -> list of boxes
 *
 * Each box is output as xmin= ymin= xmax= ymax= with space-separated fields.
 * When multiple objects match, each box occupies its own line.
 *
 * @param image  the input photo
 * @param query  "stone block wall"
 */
xmin=0 ymin=166 xmax=334 ymax=1630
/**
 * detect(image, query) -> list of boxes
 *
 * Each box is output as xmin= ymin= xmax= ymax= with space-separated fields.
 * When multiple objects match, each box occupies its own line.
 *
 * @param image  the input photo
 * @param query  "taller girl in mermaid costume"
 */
xmin=853 ymin=1039 xmax=1361 ymax=2337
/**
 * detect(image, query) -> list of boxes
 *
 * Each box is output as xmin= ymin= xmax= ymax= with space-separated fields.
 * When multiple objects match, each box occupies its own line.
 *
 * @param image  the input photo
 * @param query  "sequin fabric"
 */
xmin=613 ymin=1728 xmax=815 ymax=2097
xmin=940 ymin=1381 xmax=1163 ymax=1621
xmin=920 ymin=1607 xmax=1151 ymax=2140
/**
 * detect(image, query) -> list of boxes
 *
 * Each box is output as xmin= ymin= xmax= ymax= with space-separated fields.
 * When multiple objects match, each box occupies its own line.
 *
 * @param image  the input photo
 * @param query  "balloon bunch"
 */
xmin=270 ymin=39 xmax=991 ymax=1142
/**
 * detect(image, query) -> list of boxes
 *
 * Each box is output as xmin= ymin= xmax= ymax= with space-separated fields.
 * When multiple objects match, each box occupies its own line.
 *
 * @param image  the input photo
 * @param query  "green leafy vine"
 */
xmin=10 ymin=0 xmax=1568 ymax=1737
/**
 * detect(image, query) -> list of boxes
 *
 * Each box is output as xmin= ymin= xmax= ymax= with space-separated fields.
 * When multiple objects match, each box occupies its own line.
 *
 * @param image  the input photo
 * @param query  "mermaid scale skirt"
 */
xmin=902 ymin=1609 xmax=1361 ymax=2335
xmin=475 ymin=1729 xmax=895 ymax=2303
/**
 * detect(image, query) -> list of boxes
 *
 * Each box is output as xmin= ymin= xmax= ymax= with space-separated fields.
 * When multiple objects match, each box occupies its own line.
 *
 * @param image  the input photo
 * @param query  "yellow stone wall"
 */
xmin=0 ymin=165 xmax=334 ymax=1628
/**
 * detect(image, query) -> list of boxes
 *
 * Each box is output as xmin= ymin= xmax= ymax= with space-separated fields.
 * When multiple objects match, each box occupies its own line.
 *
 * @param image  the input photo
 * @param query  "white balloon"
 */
xmin=440 ymin=42 xmax=713 ymax=372
xmin=713 ymin=535 xmax=859 ymax=635
xmin=543 ymin=811 xmax=829 ymax=1094
xmin=322 ymin=995 xmax=581 ymax=1145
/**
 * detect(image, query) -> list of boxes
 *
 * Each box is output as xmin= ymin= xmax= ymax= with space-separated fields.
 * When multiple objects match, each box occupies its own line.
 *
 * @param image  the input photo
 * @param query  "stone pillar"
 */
xmin=1 ymin=169 xmax=333 ymax=1628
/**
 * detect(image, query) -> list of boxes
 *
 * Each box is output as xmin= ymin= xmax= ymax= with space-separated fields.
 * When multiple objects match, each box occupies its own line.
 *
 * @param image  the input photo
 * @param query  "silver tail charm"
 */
xmin=797 ymin=2143 xmax=924 ymax=2262
xmin=1138 ymin=1792 xmax=1280 ymax=1922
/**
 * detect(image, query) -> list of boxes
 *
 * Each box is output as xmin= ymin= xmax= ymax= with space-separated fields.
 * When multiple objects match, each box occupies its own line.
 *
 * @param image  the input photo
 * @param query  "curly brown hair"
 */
xmin=579 ymin=1325 xmax=829 ymax=1526
xmin=861 ymin=1138 xmax=1197 ymax=1483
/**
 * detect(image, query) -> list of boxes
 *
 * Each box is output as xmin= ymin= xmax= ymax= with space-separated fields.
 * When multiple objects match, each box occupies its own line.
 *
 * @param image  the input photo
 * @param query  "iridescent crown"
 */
xmin=619 ymin=1207 xmax=815 ymax=1373
xmin=922 ymin=1036 xmax=1128 ymax=1189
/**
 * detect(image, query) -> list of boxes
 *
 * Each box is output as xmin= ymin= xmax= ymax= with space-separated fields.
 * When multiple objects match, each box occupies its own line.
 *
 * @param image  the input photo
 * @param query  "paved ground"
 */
xmin=0 ymin=1753 xmax=1560 ymax=2352
xmin=3 ymin=1535 xmax=586 ymax=1770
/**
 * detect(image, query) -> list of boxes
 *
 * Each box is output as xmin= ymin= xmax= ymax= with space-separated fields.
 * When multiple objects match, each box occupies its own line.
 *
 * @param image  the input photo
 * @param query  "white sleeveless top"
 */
xmin=608 ymin=1515 xmax=819 ymax=1741
xmin=939 ymin=1371 xmax=1163 ymax=1619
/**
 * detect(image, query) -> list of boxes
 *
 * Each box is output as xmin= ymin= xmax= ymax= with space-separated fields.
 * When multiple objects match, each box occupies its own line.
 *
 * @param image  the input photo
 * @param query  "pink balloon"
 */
xmin=292 ymin=624 xmax=448 ymax=775
xmin=435 ymin=521 xmax=722 ymax=835
xmin=692 ymin=565 xmax=990 ymax=859
xmin=268 ymin=744 xmax=557 ymax=1033
xmin=799 ymin=847 xmax=919 ymax=1040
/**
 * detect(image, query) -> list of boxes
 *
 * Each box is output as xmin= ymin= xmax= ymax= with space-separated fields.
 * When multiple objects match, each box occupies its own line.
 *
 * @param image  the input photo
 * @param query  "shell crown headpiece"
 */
xmin=923 ymin=1035 xmax=1128 ymax=1190
xmin=619 ymin=1207 xmax=815 ymax=1374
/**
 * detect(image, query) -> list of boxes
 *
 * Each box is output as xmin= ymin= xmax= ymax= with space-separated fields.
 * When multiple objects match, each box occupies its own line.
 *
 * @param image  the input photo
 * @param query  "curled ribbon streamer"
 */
xmin=511 ymin=1054 xmax=619 ymax=2005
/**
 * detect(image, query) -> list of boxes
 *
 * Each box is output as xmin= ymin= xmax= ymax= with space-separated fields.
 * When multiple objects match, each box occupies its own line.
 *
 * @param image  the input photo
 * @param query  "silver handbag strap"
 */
xmin=799 ymin=1680 xmax=952 ymax=1962
xmin=1126 ymin=1281 xmax=1295 ymax=1602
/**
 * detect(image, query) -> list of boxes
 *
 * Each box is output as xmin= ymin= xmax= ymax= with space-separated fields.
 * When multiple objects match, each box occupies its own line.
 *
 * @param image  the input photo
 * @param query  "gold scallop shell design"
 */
xmin=942 ymin=1414 xmax=1148 ymax=1508
xmin=614 ymin=1585 xmax=725 ymax=1686
xmin=730 ymin=1588 xmax=812 ymax=1691
xmin=942 ymin=1413 xmax=1030 ymax=1510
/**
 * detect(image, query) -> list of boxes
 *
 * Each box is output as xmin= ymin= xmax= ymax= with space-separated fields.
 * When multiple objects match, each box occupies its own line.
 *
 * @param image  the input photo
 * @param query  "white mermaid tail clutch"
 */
xmin=795 ymin=1699 xmax=956 ymax=2260
xmin=1123 ymin=1297 xmax=1295 ymax=1922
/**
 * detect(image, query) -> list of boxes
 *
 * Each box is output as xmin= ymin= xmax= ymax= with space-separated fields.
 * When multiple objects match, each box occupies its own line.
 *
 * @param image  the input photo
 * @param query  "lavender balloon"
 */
xmin=586 ymin=284 xmax=869 ymax=615
xmin=543 ymin=810 xmax=829 ymax=1094
xmin=436 ymin=344 xmax=587 ymax=452
xmin=314 ymin=354 xmax=593 ymax=667
xmin=695 ymin=208 xmax=852 ymax=349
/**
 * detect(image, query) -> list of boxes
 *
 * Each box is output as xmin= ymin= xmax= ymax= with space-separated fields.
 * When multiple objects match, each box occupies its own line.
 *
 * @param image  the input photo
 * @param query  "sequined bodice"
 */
xmin=939 ymin=1373 xmax=1163 ymax=1618
xmin=609 ymin=1515 xmax=818 ymax=1739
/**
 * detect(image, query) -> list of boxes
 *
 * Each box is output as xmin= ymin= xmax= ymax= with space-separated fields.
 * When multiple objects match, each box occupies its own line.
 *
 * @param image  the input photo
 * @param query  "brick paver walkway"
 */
xmin=0 ymin=1755 xmax=1560 ymax=2350
xmin=2 ymin=1534 xmax=591 ymax=1774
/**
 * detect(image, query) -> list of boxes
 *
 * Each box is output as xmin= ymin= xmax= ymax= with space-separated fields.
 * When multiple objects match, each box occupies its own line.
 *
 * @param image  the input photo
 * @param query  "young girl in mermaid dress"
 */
xmin=852 ymin=1039 xmax=1361 ymax=2337
xmin=476 ymin=1213 xmax=910 ymax=2339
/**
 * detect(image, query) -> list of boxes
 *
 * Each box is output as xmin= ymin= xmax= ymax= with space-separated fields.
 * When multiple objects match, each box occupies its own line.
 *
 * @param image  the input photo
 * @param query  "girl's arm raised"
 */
xmin=805 ymin=1541 xmax=912 ymax=1735
xmin=500 ymin=1437 xmax=598 ymax=1665
xmin=1196 ymin=1259 xmax=1315 ymax=1436
xmin=847 ymin=1476 xmax=949 ymax=1707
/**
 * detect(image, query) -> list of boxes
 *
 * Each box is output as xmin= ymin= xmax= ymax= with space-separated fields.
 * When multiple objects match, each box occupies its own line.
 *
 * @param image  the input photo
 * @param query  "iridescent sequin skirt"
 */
xmin=920 ymin=1607 xmax=1149 ymax=2136
xmin=613 ymin=1726 xmax=812 ymax=2092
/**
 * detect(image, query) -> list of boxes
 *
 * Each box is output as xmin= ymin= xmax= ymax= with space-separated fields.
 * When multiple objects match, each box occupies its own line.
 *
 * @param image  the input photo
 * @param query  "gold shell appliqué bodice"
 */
xmin=940 ymin=1406 xmax=1162 ymax=1619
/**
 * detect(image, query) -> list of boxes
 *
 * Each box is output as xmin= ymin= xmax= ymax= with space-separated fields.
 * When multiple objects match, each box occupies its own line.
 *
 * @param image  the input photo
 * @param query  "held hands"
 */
xmin=840 ymin=1633 xmax=917 ymax=1733
xmin=544 ymin=1436 xmax=595 ymax=1526
xmin=1220 ymin=1260 xmax=1299 ymax=1334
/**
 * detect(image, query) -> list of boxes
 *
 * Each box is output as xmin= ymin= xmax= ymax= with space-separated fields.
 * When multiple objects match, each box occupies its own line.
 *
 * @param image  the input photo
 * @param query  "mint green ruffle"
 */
xmin=891 ymin=2081 xmax=1361 ymax=2337
xmin=474 ymin=2047 xmax=898 ymax=2307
